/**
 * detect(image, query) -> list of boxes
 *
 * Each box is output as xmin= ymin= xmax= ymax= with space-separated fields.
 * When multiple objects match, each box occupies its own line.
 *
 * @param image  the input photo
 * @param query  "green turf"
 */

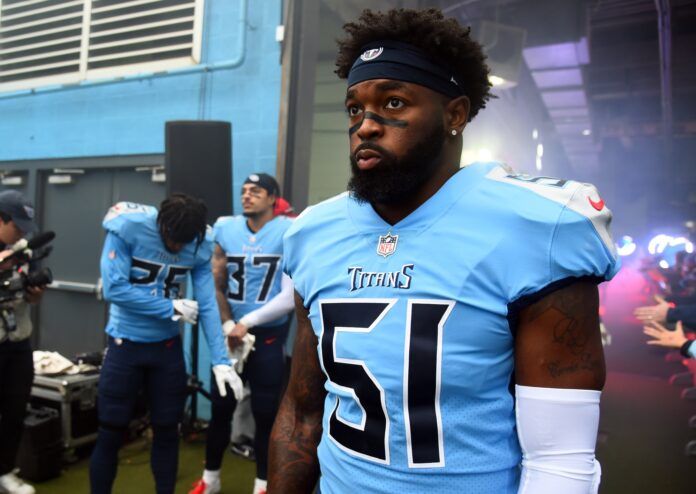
xmin=35 ymin=432 xmax=256 ymax=493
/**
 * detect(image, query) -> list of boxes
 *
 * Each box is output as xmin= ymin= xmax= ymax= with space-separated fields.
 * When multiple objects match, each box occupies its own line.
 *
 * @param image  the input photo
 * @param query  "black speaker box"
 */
xmin=165 ymin=121 xmax=233 ymax=222
xmin=17 ymin=406 xmax=62 ymax=482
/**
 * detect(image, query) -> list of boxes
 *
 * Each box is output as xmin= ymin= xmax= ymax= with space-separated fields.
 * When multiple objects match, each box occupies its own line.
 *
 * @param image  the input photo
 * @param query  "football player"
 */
xmin=90 ymin=194 xmax=242 ymax=494
xmin=190 ymin=174 xmax=294 ymax=494
xmin=269 ymin=8 xmax=619 ymax=494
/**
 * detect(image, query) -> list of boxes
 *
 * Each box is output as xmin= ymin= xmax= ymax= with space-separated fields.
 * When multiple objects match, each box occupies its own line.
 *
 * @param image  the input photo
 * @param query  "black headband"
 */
xmin=347 ymin=40 xmax=465 ymax=99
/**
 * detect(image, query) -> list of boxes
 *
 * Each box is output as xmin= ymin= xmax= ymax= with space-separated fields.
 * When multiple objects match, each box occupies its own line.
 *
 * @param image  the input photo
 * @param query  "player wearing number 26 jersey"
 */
xmin=101 ymin=201 xmax=227 ymax=364
xmin=282 ymin=162 xmax=619 ymax=493
xmin=92 ymin=195 xmax=238 ymax=494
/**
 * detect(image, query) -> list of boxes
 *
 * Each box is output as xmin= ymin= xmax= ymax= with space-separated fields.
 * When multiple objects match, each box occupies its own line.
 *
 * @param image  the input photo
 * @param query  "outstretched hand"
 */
xmin=634 ymin=295 xmax=670 ymax=324
xmin=643 ymin=320 xmax=687 ymax=349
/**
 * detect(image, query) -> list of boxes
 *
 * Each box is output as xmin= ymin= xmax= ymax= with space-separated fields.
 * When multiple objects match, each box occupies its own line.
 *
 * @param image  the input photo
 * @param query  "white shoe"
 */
xmin=252 ymin=477 xmax=267 ymax=494
xmin=0 ymin=470 xmax=35 ymax=494
xmin=188 ymin=477 xmax=220 ymax=494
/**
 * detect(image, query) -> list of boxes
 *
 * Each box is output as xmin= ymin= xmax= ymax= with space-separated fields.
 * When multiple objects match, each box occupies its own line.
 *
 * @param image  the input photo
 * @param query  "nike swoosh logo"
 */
xmin=589 ymin=197 xmax=605 ymax=211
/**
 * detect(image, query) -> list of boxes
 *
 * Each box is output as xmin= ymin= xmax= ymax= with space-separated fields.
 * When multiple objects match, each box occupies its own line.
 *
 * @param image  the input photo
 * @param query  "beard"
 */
xmin=348 ymin=119 xmax=446 ymax=205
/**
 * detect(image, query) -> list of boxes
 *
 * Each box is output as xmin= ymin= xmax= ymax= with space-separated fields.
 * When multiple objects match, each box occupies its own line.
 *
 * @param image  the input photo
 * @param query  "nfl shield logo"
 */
xmin=377 ymin=233 xmax=398 ymax=258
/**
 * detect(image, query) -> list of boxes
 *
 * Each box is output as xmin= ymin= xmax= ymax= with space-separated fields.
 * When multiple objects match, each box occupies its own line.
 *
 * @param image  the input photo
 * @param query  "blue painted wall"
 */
xmin=0 ymin=0 xmax=283 ymax=420
xmin=0 ymin=0 xmax=282 ymax=194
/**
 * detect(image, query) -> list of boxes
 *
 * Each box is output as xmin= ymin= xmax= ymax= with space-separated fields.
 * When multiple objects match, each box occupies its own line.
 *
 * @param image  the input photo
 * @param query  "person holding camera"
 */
xmin=0 ymin=190 xmax=44 ymax=494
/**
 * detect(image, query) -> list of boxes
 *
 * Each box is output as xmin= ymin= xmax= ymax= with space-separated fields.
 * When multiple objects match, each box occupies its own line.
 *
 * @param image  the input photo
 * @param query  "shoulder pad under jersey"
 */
xmin=102 ymin=202 xmax=157 ymax=236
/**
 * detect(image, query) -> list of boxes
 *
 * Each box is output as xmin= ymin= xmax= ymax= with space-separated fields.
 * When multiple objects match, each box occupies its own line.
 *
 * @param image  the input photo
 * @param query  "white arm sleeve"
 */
xmin=516 ymin=385 xmax=602 ymax=494
xmin=238 ymin=274 xmax=294 ymax=329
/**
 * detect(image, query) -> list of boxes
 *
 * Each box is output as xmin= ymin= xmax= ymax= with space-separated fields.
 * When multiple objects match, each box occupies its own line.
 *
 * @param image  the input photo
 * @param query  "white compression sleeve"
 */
xmin=238 ymin=274 xmax=294 ymax=329
xmin=516 ymin=385 xmax=602 ymax=494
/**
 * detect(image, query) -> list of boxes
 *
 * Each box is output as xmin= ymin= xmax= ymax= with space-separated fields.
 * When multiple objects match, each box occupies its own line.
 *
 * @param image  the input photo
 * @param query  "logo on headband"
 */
xmin=360 ymin=47 xmax=383 ymax=62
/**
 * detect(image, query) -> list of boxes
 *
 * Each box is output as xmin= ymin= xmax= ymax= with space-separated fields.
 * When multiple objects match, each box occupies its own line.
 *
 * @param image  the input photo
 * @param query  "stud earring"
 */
xmin=451 ymin=129 xmax=457 ymax=136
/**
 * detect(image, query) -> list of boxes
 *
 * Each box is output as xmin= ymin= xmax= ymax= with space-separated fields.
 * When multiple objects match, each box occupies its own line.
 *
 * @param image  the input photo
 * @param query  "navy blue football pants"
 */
xmin=205 ymin=324 xmax=287 ymax=480
xmin=90 ymin=336 xmax=186 ymax=494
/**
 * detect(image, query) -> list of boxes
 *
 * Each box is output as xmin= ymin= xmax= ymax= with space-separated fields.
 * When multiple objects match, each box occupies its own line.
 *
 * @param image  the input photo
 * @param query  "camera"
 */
xmin=0 ymin=267 xmax=53 ymax=304
xmin=0 ymin=268 xmax=52 ymax=334
xmin=0 ymin=232 xmax=55 ymax=333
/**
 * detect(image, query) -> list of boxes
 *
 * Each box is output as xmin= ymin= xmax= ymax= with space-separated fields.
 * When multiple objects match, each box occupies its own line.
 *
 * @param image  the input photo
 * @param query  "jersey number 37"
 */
xmin=225 ymin=255 xmax=281 ymax=303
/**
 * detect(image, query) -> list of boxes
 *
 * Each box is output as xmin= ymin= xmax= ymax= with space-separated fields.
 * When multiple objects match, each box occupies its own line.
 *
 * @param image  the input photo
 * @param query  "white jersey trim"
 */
xmin=485 ymin=167 xmax=617 ymax=259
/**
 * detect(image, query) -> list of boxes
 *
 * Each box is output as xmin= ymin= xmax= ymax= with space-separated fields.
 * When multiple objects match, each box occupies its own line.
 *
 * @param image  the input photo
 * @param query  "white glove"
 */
xmin=229 ymin=333 xmax=256 ymax=374
xmin=212 ymin=364 xmax=243 ymax=400
xmin=172 ymin=299 xmax=199 ymax=324
xmin=222 ymin=319 xmax=236 ymax=336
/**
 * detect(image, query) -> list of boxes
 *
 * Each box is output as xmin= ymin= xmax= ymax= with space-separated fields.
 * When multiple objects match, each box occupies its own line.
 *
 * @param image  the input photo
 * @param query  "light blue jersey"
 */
xmin=100 ymin=202 xmax=229 ymax=365
xmin=283 ymin=162 xmax=620 ymax=494
xmin=213 ymin=215 xmax=293 ymax=328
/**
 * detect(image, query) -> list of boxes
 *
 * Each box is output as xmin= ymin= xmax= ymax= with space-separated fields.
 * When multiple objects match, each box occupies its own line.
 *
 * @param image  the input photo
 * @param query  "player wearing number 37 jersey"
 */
xmin=269 ymin=8 xmax=619 ymax=494
xmin=190 ymin=173 xmax=294 ymax=494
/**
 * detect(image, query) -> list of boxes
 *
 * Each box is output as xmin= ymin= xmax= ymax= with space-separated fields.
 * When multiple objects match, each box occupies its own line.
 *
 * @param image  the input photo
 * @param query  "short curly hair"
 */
xmin=158 ymin=193 xmax=208 ymax=246
xmin=335 ymin=8 xmax=493 ymax=121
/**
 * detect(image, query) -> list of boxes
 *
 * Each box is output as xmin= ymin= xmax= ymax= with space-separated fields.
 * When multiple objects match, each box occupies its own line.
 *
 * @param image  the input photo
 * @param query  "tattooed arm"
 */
xmin=212 ymin=244 xmax=234 ymax=324
xmin=515 ymin=280 xmax=605 ymax=390
xmin=268 ymin=292 xmax=326 ymax=493
xmin=513 ymin=280 xmax=604 ymax=493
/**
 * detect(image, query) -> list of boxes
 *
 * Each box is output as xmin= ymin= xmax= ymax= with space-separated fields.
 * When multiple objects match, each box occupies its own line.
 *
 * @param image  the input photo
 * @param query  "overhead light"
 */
xmin=53 ymin=168 xmax=85 ymax=174
xmin=659 ymin=260 xmax=669 ymax=269
xmin=536 ymin=143 xmax=544 ymax=157
xmin=535 ymin=156 xmax=542 ymax=171
xmin=1 ymin=176 xmax=23 ymax=186
xmin=48 ymin=175 xmax=74 ymax=185
xmin=477 ymin=148 xmax=493 ymax=161
xmin=460 ymin=149 xmax=477 ymax=167
xmin=648 ymin=234 xmax=694 ymax=255
xmin=489 ymin=75 xmax=506 ymax=87
xmin=616 ymin=236 xmax=636 ymax=257
xmin=532 ymin=129 xmax=538 ymax=140
xmin=648 ymin=234 xmax=672 ymax=255
xmin=152 ymin=170 xmax=166 ymax=183
xmin=582 ymin=129 xmax=591 ymax=136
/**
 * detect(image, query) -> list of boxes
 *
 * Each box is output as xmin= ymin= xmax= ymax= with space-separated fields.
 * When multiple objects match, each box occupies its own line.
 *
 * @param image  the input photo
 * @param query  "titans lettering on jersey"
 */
xmin=213 ymin=215 xmax=292 ymax=328
xmin=348 ymin=264 xmax=414 ymax=291
xmin=100 ymin=202 xmax=228 ymax=365
xmin=283 ymin=163 xmax=619 ymax=494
